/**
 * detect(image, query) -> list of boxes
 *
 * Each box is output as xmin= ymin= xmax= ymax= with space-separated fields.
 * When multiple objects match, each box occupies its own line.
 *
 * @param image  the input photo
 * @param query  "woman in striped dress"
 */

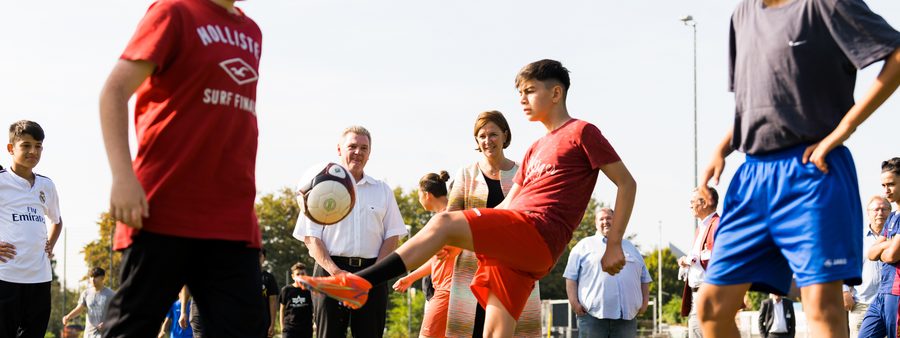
xmin=444 ymin=111 xmax=542 ymax=337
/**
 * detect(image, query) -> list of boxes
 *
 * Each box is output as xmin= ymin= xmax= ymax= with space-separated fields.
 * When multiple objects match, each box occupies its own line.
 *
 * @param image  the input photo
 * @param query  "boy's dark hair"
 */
xmin=473 ymin=110 xmax=512 ymax=151
xmin=882 ymin=157 xmax=900 ymax=176
xmin=515 ymin=59 xmax=571 ymax=93
xmin=291 ymin=262 xmax=306 ymax=273
xmin=9 ymin=120 xmax=45 ymax=143
xmin=89 ymin=267 xmax=106 ymax=277
xmin=419 ymin=171 xmax=450 ymax=198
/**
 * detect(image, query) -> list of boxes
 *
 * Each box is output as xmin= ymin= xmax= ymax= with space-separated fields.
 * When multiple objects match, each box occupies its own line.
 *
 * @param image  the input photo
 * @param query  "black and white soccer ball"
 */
xmin=297 ymin=163 xmax=356 ymax=225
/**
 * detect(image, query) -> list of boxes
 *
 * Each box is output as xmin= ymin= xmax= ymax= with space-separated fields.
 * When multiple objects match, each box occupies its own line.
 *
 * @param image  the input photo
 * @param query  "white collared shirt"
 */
xmin=0 ymin=169 xmax=61 ymax=283
xmin=688 ymin=213 xmax=716 ymax=288
xmin=771 ymin=299 xmax=789 ymax=333
xmin=292 ymin=174 xmax=408 ymax=258
xmin=845 ymin=227 xmax=882 ymax=304
xmin=562 ymin=236 xmax=652 ymax=320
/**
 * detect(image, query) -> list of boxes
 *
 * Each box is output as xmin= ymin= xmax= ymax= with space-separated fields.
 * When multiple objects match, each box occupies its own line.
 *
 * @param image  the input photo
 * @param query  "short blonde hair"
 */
xmin=341 ymin=125 xmax=371 ymax=144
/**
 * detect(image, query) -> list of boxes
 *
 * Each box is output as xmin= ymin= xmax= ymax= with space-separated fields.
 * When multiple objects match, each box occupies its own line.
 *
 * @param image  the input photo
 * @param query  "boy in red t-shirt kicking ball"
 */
xmin=300 ymin=59 xmax=637 ymax=336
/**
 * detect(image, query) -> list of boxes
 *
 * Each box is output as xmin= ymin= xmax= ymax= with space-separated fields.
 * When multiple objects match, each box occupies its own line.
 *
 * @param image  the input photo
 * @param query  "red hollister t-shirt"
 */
xmin=508 ymin=119 xmax=620 ymax=259
xmin=114 ymin=0 xmax=262 ymax=250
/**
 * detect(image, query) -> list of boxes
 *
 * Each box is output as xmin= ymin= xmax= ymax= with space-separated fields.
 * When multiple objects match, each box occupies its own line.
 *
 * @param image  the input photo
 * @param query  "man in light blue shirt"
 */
xmin=845 ymin=195 xmax=891 ymax=337
xmin=564 ymin=207 xmax=651 ymax=338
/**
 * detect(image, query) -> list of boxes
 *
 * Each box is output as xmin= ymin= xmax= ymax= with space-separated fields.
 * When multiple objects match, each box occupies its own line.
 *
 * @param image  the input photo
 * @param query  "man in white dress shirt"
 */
xmin=292 ymin=126 xmax=407 ymax=338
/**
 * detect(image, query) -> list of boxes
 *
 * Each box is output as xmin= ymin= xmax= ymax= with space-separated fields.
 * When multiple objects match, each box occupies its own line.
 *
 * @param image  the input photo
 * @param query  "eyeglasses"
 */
xmin=869 ymin=207 xmax=890 ymax=212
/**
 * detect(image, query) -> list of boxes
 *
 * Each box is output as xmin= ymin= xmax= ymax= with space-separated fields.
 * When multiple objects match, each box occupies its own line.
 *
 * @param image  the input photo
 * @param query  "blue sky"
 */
xmin=3 ymin=0 xmax=899 ymax=287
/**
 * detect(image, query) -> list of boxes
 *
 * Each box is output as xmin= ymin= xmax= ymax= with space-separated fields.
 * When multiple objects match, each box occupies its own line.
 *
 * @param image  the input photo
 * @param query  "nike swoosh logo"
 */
xmin=788 ymin=40 xmax=807 ymax=47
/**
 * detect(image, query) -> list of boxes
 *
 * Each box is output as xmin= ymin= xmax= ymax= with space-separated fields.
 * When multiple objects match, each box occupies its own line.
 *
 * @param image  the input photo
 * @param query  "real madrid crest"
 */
xmin=39 ymin=191 xmax=46 ymax=204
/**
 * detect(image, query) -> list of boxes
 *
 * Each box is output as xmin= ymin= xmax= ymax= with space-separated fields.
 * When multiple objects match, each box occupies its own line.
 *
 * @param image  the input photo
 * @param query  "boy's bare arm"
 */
xmin=494 ymin=183 xmax=521 ymax=210
xmin=279 ymin=303 xmax=285 ymax=331
xmin=268 ymin=294 xmax=277 ymax=336
xmin=99 ymin=59 xmax=154 ymax=229
xmin=0 ymin=241 xmax=13 ymax=263
xmin=803 ymin=48 xmax=900 ymax=173
xmin=45 ymin=219 xmax=62 ymax=256
xmin=62 ymin=302 xmax=85 ymax=325
xmin=598 ymin=161 xmax=636 ymax=275
xmin=179 ymin=286 xmax=190 ymax=328
xmin=868 ymin=236 xmax=889 ymax=261
xmin=881 ymin=234 xmax=900 ymax=263
xmin=701 ymin=130 xmax=734 ymax=189
xmin=599 ymin=161 xmax=636 ymax=243
xmin=158 ymin=316 xmax=171 ymax=338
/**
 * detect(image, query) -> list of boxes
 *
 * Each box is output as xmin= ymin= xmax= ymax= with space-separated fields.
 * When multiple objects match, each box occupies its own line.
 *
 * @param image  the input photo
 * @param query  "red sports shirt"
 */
xmin=114 ymin=0 xmax=262 ymax=250
xmin=508 ymin=119 xmax=620 ymax=259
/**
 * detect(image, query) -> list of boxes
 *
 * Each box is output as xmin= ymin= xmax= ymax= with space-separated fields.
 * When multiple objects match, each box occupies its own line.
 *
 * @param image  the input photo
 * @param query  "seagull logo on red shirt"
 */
xmin=230 ymin=66 xmax=249 ymax=77
xmin=219 ymin=58 xmax=259 ymax=85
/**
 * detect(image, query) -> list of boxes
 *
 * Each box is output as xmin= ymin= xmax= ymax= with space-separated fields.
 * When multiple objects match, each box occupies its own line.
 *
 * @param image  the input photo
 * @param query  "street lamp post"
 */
xmin=681 ymin=15 xmax=699 ymax=231
xmin=63 ymin=228 xmax=67 ymax=312
xmin=657 ymin=220 xmax=662 ymax=332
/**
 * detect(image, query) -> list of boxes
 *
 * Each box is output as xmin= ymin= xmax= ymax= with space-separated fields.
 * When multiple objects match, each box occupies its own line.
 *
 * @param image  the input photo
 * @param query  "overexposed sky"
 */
xmin=3 ymin=0 xmax=899 ymax=287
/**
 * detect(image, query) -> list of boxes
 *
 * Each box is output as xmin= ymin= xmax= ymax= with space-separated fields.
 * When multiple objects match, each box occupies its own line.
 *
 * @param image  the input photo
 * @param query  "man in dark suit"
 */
xmin=678 ymin=187 xmax=720 ymax=338
xmin=759 ymin=294 xmax=796 ymax=338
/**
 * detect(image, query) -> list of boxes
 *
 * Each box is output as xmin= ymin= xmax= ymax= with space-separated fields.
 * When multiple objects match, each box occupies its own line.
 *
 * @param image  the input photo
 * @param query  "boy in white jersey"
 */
xmin=0 ymin=120 xmax=63 ymax=338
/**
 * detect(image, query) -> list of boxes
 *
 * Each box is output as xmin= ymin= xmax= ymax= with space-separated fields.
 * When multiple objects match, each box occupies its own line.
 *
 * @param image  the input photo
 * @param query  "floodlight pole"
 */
xmin=657 ymin=221 xmax=663 ymax=331
xmin=681 ymin=15 xmax=700 ymax=231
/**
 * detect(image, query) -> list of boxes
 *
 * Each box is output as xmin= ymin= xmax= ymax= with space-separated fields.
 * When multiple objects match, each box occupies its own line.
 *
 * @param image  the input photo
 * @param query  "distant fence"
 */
xmin=541 ymin=300 xmax=656 ymax=338
xmin=669 ymin=308 xmax=812 ymax=338
xmin=540 ymin=301 xmax=812 ymax=338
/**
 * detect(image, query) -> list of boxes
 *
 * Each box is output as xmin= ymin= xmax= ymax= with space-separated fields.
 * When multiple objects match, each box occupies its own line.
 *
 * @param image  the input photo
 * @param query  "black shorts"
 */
xmin=0 ymin=280 xmax=50 ymax=338
xmin=103 ymin=232 xmax=265 ymax=338
xmin=282 ymin=327 xmax=312 ymax=338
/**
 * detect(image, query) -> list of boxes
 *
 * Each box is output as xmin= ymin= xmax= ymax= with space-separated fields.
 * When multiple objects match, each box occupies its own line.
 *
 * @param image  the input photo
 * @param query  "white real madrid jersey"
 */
xmin=0 ymin=168 xmax=61 ymax=283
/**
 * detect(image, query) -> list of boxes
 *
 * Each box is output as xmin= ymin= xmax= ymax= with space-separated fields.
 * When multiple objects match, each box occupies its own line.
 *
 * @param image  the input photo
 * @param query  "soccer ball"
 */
xmin=297 ymin=162 xmax=356 ymax=225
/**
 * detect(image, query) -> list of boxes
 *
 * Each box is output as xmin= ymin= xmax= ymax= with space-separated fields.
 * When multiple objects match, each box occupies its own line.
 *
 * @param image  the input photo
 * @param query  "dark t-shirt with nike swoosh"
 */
xmin=729 ymin=0 xmax=900 ymax=155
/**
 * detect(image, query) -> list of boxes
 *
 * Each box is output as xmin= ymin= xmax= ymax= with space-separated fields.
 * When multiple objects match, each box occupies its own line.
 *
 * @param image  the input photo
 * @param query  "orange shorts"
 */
xmin=420 ymin=289 xmax=450 ymax=337
xmin=462 ymin=208 xmax=554 ymax=320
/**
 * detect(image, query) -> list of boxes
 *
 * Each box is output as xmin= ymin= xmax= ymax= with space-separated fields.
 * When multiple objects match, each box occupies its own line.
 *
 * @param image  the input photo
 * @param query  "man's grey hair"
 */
xmin=341 ymin=125 xmax=371 ymax=144
xmin=869 ymin=195 xmax=892 ymax=211
xmin=596 ymin=207 xmax=614 ymax=217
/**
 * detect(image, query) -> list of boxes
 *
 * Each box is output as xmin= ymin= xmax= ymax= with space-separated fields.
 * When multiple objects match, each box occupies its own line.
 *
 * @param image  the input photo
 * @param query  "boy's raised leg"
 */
xmin=299 ymin=211 xmax=475 ymax=308
xmin=394 ymin=212 xmax=475 ymax=269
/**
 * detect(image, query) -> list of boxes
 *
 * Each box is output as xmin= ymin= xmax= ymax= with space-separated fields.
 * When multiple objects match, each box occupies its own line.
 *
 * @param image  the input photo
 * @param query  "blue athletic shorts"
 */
xmin=705 ymin=145 xmax=863 ymax=294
